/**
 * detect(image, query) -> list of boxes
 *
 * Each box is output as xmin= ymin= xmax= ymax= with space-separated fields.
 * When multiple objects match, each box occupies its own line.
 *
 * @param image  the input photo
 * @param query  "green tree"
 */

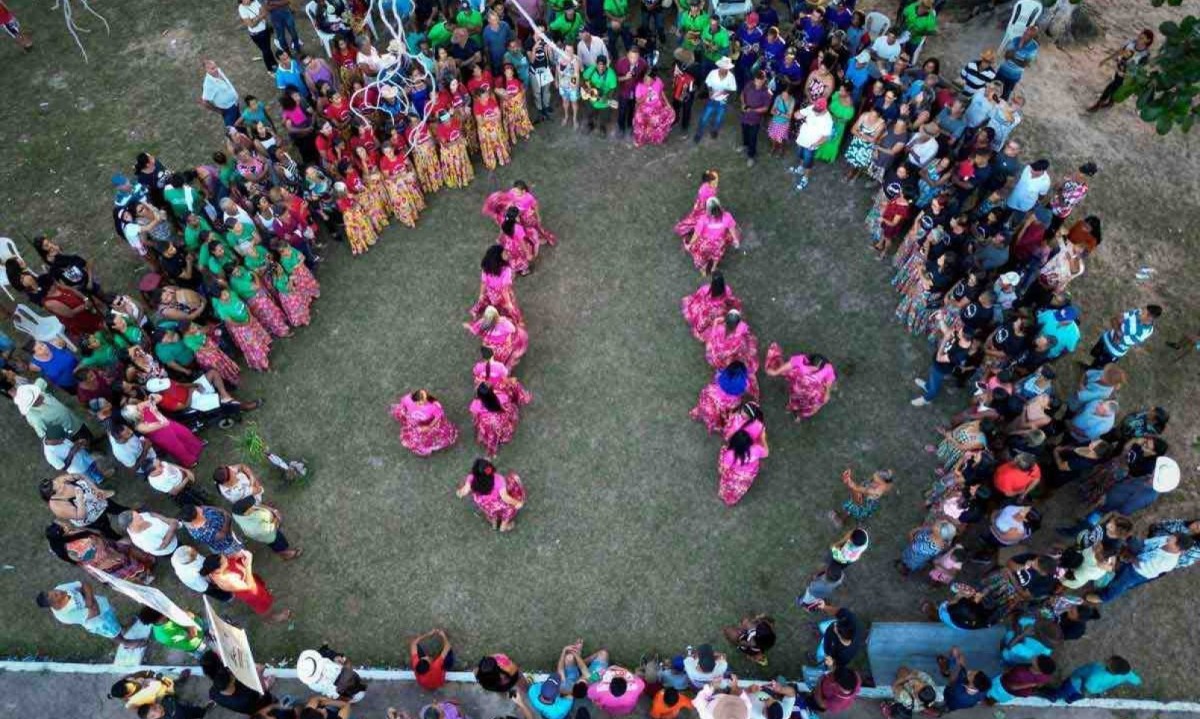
xmin=1115 ymin=0 xmax=1200 ymax=134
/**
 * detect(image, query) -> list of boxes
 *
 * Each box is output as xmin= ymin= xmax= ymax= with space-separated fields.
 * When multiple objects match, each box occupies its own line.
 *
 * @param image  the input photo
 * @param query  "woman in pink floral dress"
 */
xmin=674 ymin=170 xmax=720 ymax=238
xmin=483 ymin=181 xmax=557 ymax=248
xmin=390 ymin=389 xmax=459 ymax=456
xmin=684 ymin=198 xmax=741 ymax=275
xmin=465 ymin=306 xmax=529 ymax=369
xmin=469 ymin=382 xmax=524 ymax=456
xmin=471 ymin=245 xmax=523 ymax=324
xmin=633 ymin=72 xmax=675 ymax=146
xmin=691 ymin=360 xmax=756 ymax=435
xmin=717 ymin=403 xmax=769 ymax=506
xmin=765 ymin=342 xmax=837 ymax=420
xmin=472 ymin=347 xmax=532 ymax=406
xmin=456 ymin=458 xmax=525 ymax=531
xmin=496 ymin=207 xmax=538 ymax=275
xmin=704 ymin=310 xmax=758 ymax=372
xmin=681 ymin=271 xmax=743 ymax=342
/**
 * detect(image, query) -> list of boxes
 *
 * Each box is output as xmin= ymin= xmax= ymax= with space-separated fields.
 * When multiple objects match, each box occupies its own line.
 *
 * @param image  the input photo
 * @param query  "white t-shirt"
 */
xmin=577 ymin=36 xmax=607 ymax=68
xmin=43 ymin=441 xmax=95 ymax=475
xmin=871 ymin=36 xmax=901 ymax=63
xmin=172 ymin=550 xmax=210 ymax=593
xmin=122 ymin=223 xmax=147 ymax=256
xmin=130 ymin=514 xmax=179 ymax=556
xmin=202 ymin=71 xmax=239 ymax=110
xmin=239 ymin=1 xmax=267 ymax=34
xmin=148 ymin=462 xmax=187 ymax=494
xmin=907 ymin=135 xmax=938 ymax=168
xmin=1006 ymin=166 xmax=1051 ymax=212
xmin=683 ymin=656 xmax=729 ymax=687
xmin=705 ymin=69 xmax=738 ymax=103
xmin=795 ymin=106 xmax=833 ymax=149
xmin=109 ymin=433 xmax=152 ymax=468
xmin=219 ymin=470 xmax=263 ymax=505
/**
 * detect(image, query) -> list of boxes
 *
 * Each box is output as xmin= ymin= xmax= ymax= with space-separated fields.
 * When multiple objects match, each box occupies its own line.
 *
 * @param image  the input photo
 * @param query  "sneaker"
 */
xmin=735 ymin=145 xmax=745 ymax=154
xmin=746 ymin=158 xmax=756 ymax=167
xmin=913 ymin=378 xmax=927 ymax=390
xmin=794 ymin=176 xmax=809 ymax=191
xmin=787 ymin=165 xmax=801 ymax=174
xmin=910 ymin=397 xmax=929 ymax=407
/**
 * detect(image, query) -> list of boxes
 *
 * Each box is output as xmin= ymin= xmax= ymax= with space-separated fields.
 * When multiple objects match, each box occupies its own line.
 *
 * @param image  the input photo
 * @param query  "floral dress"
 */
xmin=213 ymin=294 xmax=272 ymax=371
xmin=767 ymin=94 xmax=794 ymax=144
xmin=407 ymin=123 xmax=445 ymax=194
xmin=765 ymin=343 xmax=836 ymax=419
xmin=681 ymin=282 xmax=743 ymax=342
xmin=499 ymin=78 xmax=535 ymax=144
xmin=336 ymin=195 xmax=378 ymax=255
xmin=474 ymin=95 xmax=512 ymax=170
xmin=379 ymin=153 xmax=426 ymax=228
xmin=390 ymin=395 xmax=459 ymax=456
xmin=845 ymin=117 xmax=881 ymax=168
xmin=435 ymin=119 xmax=475 ymax=189
xmin=632 ymin=78 xmax=675 ymax=146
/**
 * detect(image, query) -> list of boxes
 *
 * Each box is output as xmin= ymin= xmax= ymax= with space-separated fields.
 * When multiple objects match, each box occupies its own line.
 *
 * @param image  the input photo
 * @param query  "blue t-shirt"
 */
xmin=943 ymin=674 xmax=986 ymax=711
xmin=527 ymin=683 xmax=573 ymax=719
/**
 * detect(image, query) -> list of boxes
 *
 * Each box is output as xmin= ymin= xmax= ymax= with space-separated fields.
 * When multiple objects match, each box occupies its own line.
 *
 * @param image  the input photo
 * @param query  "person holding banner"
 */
xmin=36 ymin=580 xmax=130 ymax=643
xmin=200 ymin=550 xmax=293 ymax=623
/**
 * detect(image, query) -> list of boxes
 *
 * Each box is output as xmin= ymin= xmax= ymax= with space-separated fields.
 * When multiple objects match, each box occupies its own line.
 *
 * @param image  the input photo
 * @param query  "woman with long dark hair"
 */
xmin=496 ymin=206 xmax=537 ymax=275
xmin=681 ymin=271 xmax=743 ymax=342
xmin=469 ymin=382 xmax=523 ymax=456
xmin=482 ymin=180 xmax=557 ymax=249
xmin=717 ymin=408 xmax=769 ymax=506
xmin=456 ymin=458 xmax=526 ymax=531
xmin=471 ymin=244 xmax=522 ymax=323
xmin=765 ymin=342 xmax=838 ymax=421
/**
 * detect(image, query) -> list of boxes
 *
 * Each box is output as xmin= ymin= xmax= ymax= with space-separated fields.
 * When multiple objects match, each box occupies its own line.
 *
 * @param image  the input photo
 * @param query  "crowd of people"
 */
xmin=3 ymin=0 xmax=1193 ymax=716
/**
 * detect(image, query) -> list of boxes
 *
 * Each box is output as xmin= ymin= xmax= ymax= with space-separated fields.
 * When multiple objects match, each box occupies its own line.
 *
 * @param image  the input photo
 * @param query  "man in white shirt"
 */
xmin=117 ymin=510 xmax=181 ymax=557
xmin=869 ymin=29 xmax=901 ymax=77
xmin=577 ymin=28 xmax=608 ymax=68
xmin=905 ymin=124 xmax=940 ymax=169
xmin=172 ymin=545 xmax=233 ymax=601
xmin=1096 ymin=533 xmax=1192 ymax=602
xmin=790 ymin=97 xmax=832 ymax=191
xmin=693 ymin=57 xmax=737 ymax=143
xmin=42 ymin=425 xmax=109 ymax=483
xmin=237 ymin=0 xmax=277 ymax=71
xmin=1006 ymin=158 xmax=1051 ymax=224
xmin=683 ymin=644 xmax=728 ymax=687
xmin=199 ymin=59 xmax=240 ymax=127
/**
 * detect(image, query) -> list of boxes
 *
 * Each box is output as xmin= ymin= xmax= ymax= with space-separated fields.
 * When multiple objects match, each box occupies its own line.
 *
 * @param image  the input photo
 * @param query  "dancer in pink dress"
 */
xmin=472 ymin=347 xmax=533 ymax=405
xmin=690 ymin=361 xmax=756 ymax=435
xmin=704 ymin=310 xmax=758 ymax=372
xmin=469 ymin=382 xmax=524 ymax=456
xmin=717 ymin=403 xmax=769 ymax=506
xmin=390 ymin=389 xmax=459 ymax=457
xmin=633 ymin=72 xmax=675 ymax=146
xmin=684 ymin=198 xmax=741 ymax=274
xmin=483 ymin=180 xmax=557 ymax=248
xmin=470 ymin=245 xmax=523 ymax=324
xmin=132 ymin=399 xmax=205 ymax=468
xmin=497 ymin=207 xmax=538 ymax=275
xmin=765 ymin=342 xmax=837 ymax=420
xmin=681 ymin=271 xmax=743 ymax=342
xmin=456 ymin=458 xmax=525 ymax=532
xmin=464 ymin=306 xmax=529 ymax=369
xmin=674 ymin=170 xmax=720 ymax=238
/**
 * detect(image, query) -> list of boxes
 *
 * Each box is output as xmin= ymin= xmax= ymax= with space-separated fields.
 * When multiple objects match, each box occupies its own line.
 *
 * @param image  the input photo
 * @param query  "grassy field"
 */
xmin=2 ymin=0 xmax=1200 ymax=701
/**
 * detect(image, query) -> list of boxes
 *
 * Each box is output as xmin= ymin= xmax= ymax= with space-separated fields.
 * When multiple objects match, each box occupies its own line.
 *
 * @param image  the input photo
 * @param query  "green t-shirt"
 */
xmin=428 ymin=21 xmax=452 ymax=48
xmin=111 ymin=326 xmax=143 ymax=351
xmin=79 ymin=336 xmax=119 ymax=370
xmin=152 ymin=619 xmax=204 ymax=652
xmin=198 ymin=244 xmax=234 ymax=277
xmin=604 ymin=0 xmax=628 ymax=19
xmin=155 ymin=339 xmax=196 ymax=368
xmin=218 ymin=160 xmax=243 ymax=189
xmin=162 ymin=186 xmax=201 ymax=221
xmin=679 ymin=11 xmax=709 ymax=49
xmin=700 ymin=25 xmax=730 ymax=61
xmin=242 ymin=245 xmax=268 ymax=272
xmin=229 ymin=269 xmax=257 ymax=301
xmin=182 ymin=217 xmax=213 ymax=252
xmin=548 ymin=12 xmax=583 ymax=43
xmin=456 ymin=10 xmax=483 ymax=41
xmin=546 ymin=0 xmax=569 ymax=10
xmin=902 ymin=3 xmax=938 ymax=38
xmin=583 ymin=66 xmax=617 ymax=108
xmin=213 ymin=295 xmax=250 ymax=324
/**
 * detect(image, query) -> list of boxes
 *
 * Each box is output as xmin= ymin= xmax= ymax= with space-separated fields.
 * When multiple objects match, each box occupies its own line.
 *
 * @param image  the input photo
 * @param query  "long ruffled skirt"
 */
xmin=384 ymin=171 xmax=425 ymax=228
xmin=501 ymin=92 xmax=535 ymax=144
xmin=225 ymin=317 xmax=272 ymax=372
xmin=248 ymin=290 xmax=291 ymax=338
xmin=411 ymin=138 xmax=444 ymax=194
xmin=477 ymin=114 xmax=511 ymax=170
xmin=390 ymin=407 xmax=459 ymax=457
xmin=718 ymin=457 xmax=761 ymax=506
xmin=473 ymin=406 xmax=520 ymax=456
xmin=344 ymin=205 xmax=379 ymax=255
xmin=440 ymin=139 xmax=475 ymax=189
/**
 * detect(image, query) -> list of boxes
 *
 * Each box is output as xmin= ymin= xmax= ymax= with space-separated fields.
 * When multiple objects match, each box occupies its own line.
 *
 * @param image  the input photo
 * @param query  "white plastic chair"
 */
xmin=710 ymin=0 xmax=753 ymax=25
xmin=0 ymin=237 xmax=21 ymax=301
xmin=999 ymin=0 xmax=1043 ymax=54
xmin=865 ymin=11 xmax=891 ymax=40
xmin=13 ymin=303 xmax=77 ymax=351
xmin=305 ymin=1 xmax=336 ymax=57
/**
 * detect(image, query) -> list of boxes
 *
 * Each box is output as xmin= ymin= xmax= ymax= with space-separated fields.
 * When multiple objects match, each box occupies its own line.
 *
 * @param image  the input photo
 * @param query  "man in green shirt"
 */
xmin=182 ymin=213 xmax=214 ymax=252
xmin=456 ymin=3 xmax=484 ymax=44
xmin=677 ymin=0 xmax=708 ymax=52
xmin=700 ymin=16 xmax=730 ymax=64
xmin=603 ymin=0 xmax=632 ymax=54
xmin=582 ymin=56 xmax=617 ymax=134
xmin=427 ymin=17 xmax=454 ymax=48
xmin=162 ymin=174 xmax=203 ymax=222
xmin=549 ymin=4 xmax=584 ymax=44
xmin=900 ymin=0 xmax=937 ymax=53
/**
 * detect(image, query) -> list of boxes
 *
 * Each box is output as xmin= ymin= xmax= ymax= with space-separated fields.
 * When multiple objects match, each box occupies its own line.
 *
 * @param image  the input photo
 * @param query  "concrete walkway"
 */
xmin=5 ymin=666 xmax=1199 ymax=719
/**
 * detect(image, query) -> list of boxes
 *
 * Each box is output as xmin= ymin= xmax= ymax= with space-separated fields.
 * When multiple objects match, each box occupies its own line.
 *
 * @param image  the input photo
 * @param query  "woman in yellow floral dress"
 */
xmin=472 ymin=88 xmax=511 ymax=171
xmin=497 ymin=64 xmax=534 ymax=145
xmin=334 ymin=182 xmax=378 ymax=256
xmin=434 ymin=110 xmax=475 ymax=189
xmin=351 ymin=146 xmax=393 ymax=230
xmin=448 ymin=78 xmax=480 ymax=156
xmin=378 ymin=143 xmax=426 ymax=228
xmin=403 ymin=121 xmax=443 ymax=195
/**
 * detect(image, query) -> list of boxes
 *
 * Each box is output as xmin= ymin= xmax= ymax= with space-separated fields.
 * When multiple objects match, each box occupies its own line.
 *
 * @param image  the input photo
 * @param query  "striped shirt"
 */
xmin=1102 ymin=309 xmax=1154 ymax=357
xmin=960 ymin=60 xmax=996 ymax=96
